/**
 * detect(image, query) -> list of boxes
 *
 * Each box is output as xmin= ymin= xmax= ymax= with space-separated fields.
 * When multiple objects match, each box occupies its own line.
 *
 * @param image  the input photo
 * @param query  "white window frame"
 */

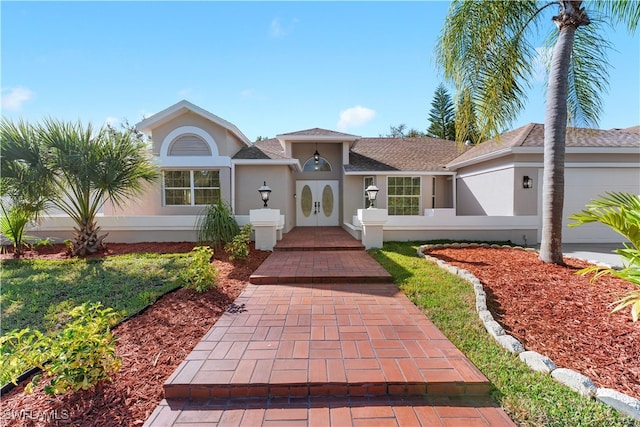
xmin=387 ymin=176 xmax=422 ymax=215
xmin=163 ymin=170 xmax=220 ymax=206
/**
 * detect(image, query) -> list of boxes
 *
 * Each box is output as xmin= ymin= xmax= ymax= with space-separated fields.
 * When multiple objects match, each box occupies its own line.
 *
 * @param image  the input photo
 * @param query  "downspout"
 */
xmin=230 ymin=161 xmax=236 ymax=215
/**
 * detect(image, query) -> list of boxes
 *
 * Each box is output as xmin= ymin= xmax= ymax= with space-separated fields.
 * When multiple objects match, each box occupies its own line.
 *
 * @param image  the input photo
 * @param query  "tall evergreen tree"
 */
xmin=427 ymin=83 xmax=456 ymax=140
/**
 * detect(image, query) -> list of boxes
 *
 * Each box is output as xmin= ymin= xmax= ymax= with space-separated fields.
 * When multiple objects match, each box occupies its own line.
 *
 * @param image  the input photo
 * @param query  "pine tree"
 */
xmin=426 ymin=83 xmax=456 ymax=140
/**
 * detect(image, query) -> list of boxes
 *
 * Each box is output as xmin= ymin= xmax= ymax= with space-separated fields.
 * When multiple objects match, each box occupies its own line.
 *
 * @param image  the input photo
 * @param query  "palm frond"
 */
xmin=590 ymin=0 xmax=640 ymax=33
xmin=436 ymin=0 xmax=541 ymax=141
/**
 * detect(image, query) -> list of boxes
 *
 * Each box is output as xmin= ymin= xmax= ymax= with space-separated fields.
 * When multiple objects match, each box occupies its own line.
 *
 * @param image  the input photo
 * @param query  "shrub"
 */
xmin=1 ymin=303 xmax=121 ymax=395
xmin=569 ymin=192 xmax=640 ymax=321
xmin=196 ymin=201 xmax=240 ymax=250
xmin=182 ymin=246 xmax=218 ymax=292
xmin=225 ymin=224 xmax=253 ymax=261
xmin=0 ymin=328 xmax=49 ymax=387
xmin=0 ymin=205 xmax=34 ymax=256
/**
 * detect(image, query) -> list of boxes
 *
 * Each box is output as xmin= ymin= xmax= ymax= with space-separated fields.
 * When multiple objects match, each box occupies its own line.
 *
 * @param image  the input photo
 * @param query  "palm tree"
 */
xmin=2 ymin=119 xmax=158 ymax=256
xmin=40 ymin=120 xmax=159 ymax=256
xmin=436 ymin=0 xmax=638 ymax=264
xmin=0 ymin=119 xmax=55 ymax=254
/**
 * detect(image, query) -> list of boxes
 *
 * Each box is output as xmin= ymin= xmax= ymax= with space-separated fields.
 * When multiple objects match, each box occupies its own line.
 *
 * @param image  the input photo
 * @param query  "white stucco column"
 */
xmin=357 ymin=208 xmax=388 ymax=250
xmin=250 ymin=209 xmax=281 ymax=251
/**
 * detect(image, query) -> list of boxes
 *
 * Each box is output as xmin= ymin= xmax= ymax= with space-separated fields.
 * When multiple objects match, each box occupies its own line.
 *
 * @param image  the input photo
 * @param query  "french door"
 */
xmin=296 ymin=180 xmax=339 ymax=226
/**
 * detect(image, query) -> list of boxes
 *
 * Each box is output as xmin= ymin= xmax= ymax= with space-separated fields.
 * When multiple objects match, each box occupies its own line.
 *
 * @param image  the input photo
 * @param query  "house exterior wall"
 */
xmin=103 ymin=167 xmax=232 ymax=216
xmin=456 ymin=166 xmax=515 ymax=215
xmin=149 ymin=111 xmax=246 ymax=157
xmin=234 ymin=164 xmax=295 ymax=232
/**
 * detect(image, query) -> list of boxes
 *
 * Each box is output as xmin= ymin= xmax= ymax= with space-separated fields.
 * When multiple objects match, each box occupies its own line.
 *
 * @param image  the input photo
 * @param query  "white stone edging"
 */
xmin=416 ymin=243 xmax=640 ymax=421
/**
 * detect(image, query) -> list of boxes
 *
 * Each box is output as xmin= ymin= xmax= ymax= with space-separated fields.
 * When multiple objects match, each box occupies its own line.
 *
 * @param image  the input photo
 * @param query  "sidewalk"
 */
xmin=145 ymin=227 xmax=514 ymax=426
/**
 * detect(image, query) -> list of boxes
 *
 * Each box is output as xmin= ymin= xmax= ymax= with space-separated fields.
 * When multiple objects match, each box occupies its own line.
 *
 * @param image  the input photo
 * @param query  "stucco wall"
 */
xmin=104 ymin=168 xmax=232 ymax=216
xmin=456 ymin=167 xmax=515 ymax=215
xmin=149 ymin=111 xmax=246 ymax=157
xmin=234 ymin=164 xmax=295 ymax=232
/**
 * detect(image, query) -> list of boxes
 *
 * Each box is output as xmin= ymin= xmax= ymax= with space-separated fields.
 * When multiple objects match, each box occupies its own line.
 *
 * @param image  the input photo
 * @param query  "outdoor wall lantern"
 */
xmin=258 ymin=181 xmax=272 ymax=207
xmin=523 ymin=176 xmax=533 ymax=189
xmin=365 ymin=184 xmax=379 ymax=208
xmin=313 ymin=144 xmax=320 ymax=164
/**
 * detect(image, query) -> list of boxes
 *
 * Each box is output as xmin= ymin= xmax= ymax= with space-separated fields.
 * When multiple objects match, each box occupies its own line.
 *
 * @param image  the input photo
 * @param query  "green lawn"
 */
xmin=1 ymin=253 xmax=189 ymax=335
xmin=370 ymin=242 xmax=637 ymax=427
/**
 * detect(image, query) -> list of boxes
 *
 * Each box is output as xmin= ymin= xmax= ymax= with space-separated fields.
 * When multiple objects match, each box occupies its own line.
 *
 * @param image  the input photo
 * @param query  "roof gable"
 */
xmin=278 ymin=128 xmax=360 ymax=138
xmin=136 ymin=100 xmax=251 ymax=146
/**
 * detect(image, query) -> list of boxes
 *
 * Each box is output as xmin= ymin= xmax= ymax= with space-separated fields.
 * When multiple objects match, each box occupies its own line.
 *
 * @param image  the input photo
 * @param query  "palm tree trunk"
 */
xmin=539 ymin=2 xmax=584 ymax=264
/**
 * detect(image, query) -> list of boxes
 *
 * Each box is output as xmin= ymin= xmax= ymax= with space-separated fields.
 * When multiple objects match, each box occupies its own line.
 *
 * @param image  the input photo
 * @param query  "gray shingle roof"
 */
xmin=346 ymin=137 xmax=467 ymax=172
xmin=233 ymin=138 xmax=287 ymax=160
xmin=234 ymin=124 xmax=639 ymax=170
xmin=448 ymin=123 xmax=640 ymax=167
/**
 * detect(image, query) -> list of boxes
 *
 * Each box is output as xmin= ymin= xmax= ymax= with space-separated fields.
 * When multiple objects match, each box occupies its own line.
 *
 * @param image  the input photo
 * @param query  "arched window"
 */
xmin=302 ymin=157 xmax=332 ymax=172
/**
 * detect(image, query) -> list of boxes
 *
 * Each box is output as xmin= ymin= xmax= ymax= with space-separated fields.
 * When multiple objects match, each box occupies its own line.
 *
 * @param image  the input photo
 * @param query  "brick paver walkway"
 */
xmin=145 ymin=227 xmax=514 ymax=426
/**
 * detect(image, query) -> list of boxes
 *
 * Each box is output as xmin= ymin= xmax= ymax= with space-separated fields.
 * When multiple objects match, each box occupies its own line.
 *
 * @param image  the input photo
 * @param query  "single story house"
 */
xmin=33 ymin=100 xmax=640 ymax=246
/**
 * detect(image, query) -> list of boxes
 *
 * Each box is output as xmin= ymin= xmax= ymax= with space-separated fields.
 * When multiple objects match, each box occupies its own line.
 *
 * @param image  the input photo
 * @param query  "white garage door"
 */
xmin=562 ymin=167 xmax=640 ymax=243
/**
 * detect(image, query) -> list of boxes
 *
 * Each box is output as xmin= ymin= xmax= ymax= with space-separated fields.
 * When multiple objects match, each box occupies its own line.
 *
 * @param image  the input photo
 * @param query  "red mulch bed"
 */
xmin=424 ymin=246 xmax=640 ymax=401
xmin=0 ymin=242 xmax=270 ymax=426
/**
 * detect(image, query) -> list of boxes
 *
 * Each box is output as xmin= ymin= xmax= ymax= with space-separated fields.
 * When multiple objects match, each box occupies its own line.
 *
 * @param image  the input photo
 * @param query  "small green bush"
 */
xmin=569 ymin=192 xmax=640 ymax=321
xmin=0 ymin=205 xmax=34 ymax=256
xmin=196 ymin=201 xmax=240 ymax=250
xmin=225 ymin=224 xmax=253 ymax=261
xmin=182 ymin=246 xmax=218 ymax=292
xmin=1 ymin=303 xmax=121 ymax=396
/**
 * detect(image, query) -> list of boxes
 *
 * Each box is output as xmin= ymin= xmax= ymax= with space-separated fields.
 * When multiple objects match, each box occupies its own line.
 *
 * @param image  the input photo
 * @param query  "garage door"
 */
xmin=562 ymin=167 xmax=640 ymax=243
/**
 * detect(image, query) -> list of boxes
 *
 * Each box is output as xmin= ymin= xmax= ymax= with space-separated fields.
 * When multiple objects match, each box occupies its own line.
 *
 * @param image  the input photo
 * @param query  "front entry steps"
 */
xmin=162 ymin=283 xmax=491 ymax=402
xmin=249 ymin=227 xmax=393 ymax=284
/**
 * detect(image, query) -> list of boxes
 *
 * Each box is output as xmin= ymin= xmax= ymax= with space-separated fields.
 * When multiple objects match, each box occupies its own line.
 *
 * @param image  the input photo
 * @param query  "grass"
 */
xmin=0 ymin=253 xmax=189 ymax=335
xmin=370 ymin=241 xmax=638 ymax=427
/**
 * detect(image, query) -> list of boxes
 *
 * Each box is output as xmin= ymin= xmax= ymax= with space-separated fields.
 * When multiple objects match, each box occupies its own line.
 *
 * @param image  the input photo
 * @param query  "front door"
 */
xmin=296 ymin=180 xmax=339 ymax=226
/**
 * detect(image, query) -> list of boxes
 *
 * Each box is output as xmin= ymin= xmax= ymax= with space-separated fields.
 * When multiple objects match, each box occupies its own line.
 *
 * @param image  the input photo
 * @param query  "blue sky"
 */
xmin=2 ymin=1 xmax=639 ymax=141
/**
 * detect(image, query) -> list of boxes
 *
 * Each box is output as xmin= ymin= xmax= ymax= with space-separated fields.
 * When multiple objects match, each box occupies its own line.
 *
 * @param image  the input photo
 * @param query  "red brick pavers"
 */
xmin=145 ymin=227 xmax=514 ymax=426
xmin=149 ymin=283 xmax=514 ymax=426
xmin=250 ymin=251 xmax=393 ymax=284
xmin=146 ymin=395 xmax=515 ymax=426
xmin=250 ymin=228 xmax=392 ymax=284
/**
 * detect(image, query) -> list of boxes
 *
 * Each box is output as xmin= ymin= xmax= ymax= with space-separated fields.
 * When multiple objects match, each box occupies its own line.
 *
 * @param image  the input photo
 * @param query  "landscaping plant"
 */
xmin=569 ymin=191 xmax=640 ymax=321
xmin=225 ymin=224 xmax=253 ymax=261
xmin=1 ymin=303 xmax=121 ymax=395
xmin=0 ymin=205 xmax=35 ymax=256
xmin=1 ymin=118 xmax=158 ymax=257
xmin=182 ymin=246 xmax=218 ymax=292
xmin=0 ymin=119 xmax=53 ymax=256
xmin=196 ymin=200 xmax=240 ymax=250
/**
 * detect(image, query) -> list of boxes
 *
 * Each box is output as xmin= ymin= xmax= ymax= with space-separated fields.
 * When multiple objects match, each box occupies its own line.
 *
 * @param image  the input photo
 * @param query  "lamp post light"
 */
xmin=258 ymin=181 xmax=272 ymax=207
xmin=365 ymin=184 xmax=379 ymax=208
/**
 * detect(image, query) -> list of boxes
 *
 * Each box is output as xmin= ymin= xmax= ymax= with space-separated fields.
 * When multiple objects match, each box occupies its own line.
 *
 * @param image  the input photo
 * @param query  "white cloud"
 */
xmin=269 ymin=17 xmax=299 ymax=38
xmin=1 ymin=86 xmax=34 ymax=111
xmin=337 ymin=105 xmax=377 ymax=130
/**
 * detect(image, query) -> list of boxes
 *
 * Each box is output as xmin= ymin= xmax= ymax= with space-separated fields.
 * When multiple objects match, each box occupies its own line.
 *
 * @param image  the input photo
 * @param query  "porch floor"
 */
xmin=145 ymin=227 xmax=514 ymax=426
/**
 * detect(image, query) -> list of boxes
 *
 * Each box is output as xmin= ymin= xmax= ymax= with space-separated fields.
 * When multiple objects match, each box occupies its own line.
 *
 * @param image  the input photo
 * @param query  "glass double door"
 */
xmin=296 ymin=180 xmax=339 ymax=226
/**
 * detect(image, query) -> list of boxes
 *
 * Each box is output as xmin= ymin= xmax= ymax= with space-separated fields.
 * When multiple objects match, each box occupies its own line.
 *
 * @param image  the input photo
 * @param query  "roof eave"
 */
xmin=136 ymin=100 xmax=252 ymax=146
